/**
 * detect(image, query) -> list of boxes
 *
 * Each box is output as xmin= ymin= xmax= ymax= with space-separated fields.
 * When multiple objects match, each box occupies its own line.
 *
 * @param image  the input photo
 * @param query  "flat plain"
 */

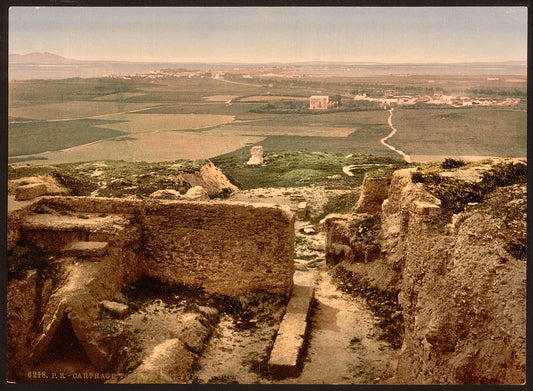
xmin=8 ymin=73 xmax=526 ymax=164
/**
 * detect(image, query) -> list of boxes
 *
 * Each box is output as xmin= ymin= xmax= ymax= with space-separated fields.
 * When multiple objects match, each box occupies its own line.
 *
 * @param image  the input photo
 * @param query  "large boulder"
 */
xmin=183 ymin=186 xmax=209 ymax=201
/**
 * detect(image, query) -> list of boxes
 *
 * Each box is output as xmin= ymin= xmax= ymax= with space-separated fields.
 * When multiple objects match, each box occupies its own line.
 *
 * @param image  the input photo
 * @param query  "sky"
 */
xmin=9 ymin=7 xmax=528 ymax=64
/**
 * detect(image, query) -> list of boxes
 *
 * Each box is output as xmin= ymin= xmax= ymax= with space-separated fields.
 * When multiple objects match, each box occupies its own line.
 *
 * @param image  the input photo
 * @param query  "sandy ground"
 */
xmin=191 ymin=208 xmax=398 ymax=385
xmin=271 ymin=271 xmax=398 ymax=385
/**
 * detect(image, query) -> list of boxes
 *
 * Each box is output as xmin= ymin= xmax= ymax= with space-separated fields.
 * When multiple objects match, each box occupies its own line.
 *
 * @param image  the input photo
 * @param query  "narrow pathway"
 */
xmin=271 ymin=269 xmax=398 ymax=385
xmin=380 ymin=108 xmax=412 ymax=163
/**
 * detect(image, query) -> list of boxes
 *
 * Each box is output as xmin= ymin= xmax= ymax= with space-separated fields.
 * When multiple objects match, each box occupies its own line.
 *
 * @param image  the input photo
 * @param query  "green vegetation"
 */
xmin=311 ymin=192 xmax=361 ymax=224
xmin=8 ymin=159 xmax=209 ymax=197
xmin=411 ymin=161 xmax=527 ymax=216
xmin=213 ymin=151 xmax=405 ymax=190
xmin=8 ymin=239 xmax=61 ymax=281
xmin=392 ymin=107 xmax=526 ymax=157
xmin=8 ymin=74 xmax=525 ymax=163
xmin=8 ymin=119 xmax=125 ymax=156
xmin=441 ymin=158 xmax=466 ymax=169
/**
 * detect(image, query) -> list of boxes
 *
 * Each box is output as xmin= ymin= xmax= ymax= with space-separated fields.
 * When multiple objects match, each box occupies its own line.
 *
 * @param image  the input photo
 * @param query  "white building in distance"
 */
xmin=310 ymin=95 xmax=329 ymax=110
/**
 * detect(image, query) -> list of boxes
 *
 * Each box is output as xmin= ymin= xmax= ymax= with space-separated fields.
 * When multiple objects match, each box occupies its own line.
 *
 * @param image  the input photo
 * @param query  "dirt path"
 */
xmin=380 ymin=108 xmax=412 ymax=163
xmin=272 ymin=270 xmax=398 ymax=385
xmin=192 ymin=211 xmax=398 ymax=385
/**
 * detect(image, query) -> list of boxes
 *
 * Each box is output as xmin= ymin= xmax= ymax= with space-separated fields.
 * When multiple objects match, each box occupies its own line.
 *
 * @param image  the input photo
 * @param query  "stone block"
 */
xmin=183 ymin=186 xmax=209 ymax=201
xmin=286 ymin=285 xmax=315 ymax=322
xmin=149 ymin=189 xmax=182 ymax=200
xmin=297 ymin=202 xmax=308 ymax=219
xmin=412 ymin=200 xmax=441 ymax=218
xmin=15 ymin=183 xmax=47 ymax=201
xmin=268 ymin=284 xmax=314 ymax=377
xmin=63 ymin=241 xmax=109 ymax=257
xmin=101 ymin=300 xmax=129 ymax=319
xmin=267 ymin=313 xmax=308 ymax=377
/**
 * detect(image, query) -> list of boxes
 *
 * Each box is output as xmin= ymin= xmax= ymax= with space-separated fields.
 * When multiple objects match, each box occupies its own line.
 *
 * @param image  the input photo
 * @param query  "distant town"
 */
xmin=105 ymin=68 xmax=522 ymax=109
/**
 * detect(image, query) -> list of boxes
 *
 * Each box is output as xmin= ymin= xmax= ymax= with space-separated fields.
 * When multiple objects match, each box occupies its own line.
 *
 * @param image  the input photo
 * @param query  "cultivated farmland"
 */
xmin=8 ymin=72 xmax=526 ymax=164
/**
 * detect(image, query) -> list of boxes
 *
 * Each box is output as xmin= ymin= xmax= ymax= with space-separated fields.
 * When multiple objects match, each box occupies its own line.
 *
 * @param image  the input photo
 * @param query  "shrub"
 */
xmin=441 ymin=158 xmax=466 ymax=169
xmin=8 ymin=239 xmax=60 ymax=281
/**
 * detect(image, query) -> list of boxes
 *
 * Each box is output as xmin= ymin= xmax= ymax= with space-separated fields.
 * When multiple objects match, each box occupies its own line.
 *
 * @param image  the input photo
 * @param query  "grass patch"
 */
xmin=8 ymin=119 xmax=125 ymax=156
xmin=311 ymin=191 xmax=360 ymax=223
xmin=392 ymin=107 xmax=526 ymax=157
xmin=8 ymin=159 xmax=210 ymax=198
xmin=213 ymin=151 xmax=404 ymax=190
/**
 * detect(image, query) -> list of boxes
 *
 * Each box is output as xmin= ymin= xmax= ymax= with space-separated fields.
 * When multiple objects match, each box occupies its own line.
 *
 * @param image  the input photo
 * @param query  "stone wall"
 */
xmin=13 ymin=196 xmax=295 ymax=297
xmin=140 ymin=201 xmax=295 ymax=296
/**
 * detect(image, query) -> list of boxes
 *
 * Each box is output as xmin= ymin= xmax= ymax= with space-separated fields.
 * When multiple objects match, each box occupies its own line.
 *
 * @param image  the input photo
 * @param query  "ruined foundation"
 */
xmin=7 ymin=196 xmax=295 ymax=381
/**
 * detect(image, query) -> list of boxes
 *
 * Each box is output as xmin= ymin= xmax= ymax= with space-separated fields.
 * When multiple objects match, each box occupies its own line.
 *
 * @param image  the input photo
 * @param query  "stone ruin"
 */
xmin=246 ymin=146 xmax=264 ymax=165
xmin=7 ymin=196 xmax=296 ymax=382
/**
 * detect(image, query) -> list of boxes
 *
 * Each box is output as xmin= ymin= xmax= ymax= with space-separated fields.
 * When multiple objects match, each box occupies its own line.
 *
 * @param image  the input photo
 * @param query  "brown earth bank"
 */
xmin=7 ymin=157 xmax=526 ymax=385
xmin=324 ymin=159 xmax=526 ymax=384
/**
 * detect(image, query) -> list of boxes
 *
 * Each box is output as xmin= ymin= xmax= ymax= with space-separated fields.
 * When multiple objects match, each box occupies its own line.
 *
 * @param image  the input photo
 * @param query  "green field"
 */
xmin=392 ymin=107 xmax=527 ymax=157
xmin=8 ymin=73 xmax=527 ymax=163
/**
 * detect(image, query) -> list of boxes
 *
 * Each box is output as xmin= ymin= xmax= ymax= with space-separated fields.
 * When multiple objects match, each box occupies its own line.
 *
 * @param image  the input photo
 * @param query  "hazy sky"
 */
xmin=9 ymin=7 xmax=527 ymax=63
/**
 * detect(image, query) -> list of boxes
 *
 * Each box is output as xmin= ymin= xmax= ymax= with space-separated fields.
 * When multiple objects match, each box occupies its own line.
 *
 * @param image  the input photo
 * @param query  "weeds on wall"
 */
xmin=311 ymin=191 xmax=360 ymax=224
xmin=349 ymin=215 xmax=382 ymax=244
xmin=8 ymin=239 xmax=61 ymax=281
xmin=411 ymin=161 xmax=526 ymax=217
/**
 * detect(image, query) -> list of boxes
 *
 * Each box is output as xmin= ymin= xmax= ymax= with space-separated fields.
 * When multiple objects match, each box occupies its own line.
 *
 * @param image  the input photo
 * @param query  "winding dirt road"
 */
xmin=380 ymin=108 xmax=411 ymax=163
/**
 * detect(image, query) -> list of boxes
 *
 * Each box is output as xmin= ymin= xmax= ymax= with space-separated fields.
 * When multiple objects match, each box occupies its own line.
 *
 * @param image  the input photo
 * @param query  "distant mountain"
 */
xmin=9 ymin=52 xmax=84 ymax=64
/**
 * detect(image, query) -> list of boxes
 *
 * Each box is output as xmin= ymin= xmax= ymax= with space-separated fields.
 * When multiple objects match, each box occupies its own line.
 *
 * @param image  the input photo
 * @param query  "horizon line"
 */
xmin=9 ymin=53 xmax=528 ymax=66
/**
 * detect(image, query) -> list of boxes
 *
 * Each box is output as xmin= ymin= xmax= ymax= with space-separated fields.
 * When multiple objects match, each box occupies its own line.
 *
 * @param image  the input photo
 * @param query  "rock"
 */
xmin=181 ymin=161 xmax=238 ymax=197
xmin=183 ymin=186 xmax=209 ymax=201
xmin=309 ymin=240 xmax=325 ymax=251
xmin=302 ymin=226 xmax=316 ymax=235
xmin=247 ymin=145 xmax=264 ymax=165
xmin=327 ymin=174 xmax=342 ymax=180
xmin=63 ymin=240 xmax=109 ymax=258
xmin=197 ymin=306 xmax=220 ymax=325
xmin=119 ymin=339 xmax=196 ymax=384
xmin=297 ymin=202 xmax=308 ymax=219
xmin=353 ymin=176 xmax=391 ymax=215
xmin=15 ymin=183 xmax=47 ymax=201
xmin=176 ymin=313 xmax=211 ymax=354
xmin=149 ymin=189 xmax=182 ymax=200
xmin=101 ymin=300 xmax=129 ymax=319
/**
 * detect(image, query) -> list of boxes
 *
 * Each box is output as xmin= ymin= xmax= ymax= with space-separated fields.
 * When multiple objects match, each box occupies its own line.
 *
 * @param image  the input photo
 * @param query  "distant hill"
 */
xmin=9 ymin=52 xmax=84 ymax=64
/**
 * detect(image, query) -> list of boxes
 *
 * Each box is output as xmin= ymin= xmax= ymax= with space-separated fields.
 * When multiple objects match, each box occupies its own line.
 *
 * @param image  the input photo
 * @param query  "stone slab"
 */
xmin=15 ymin=183 xmax=47 ymax=201
xmin=268 ymin=284 xmax=315 ymax=377
xmin=286 ymin=285 xmax=315 ymax=322
xmin=64 ymin=241 xmax=109 ymax=257
xmin=267 ymin=314 xmax=308 ymax=377
xmin=101 ymin=300 xmax=129 ymax=319
xmin=296 ymin=202 xmax=308 ymax=219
